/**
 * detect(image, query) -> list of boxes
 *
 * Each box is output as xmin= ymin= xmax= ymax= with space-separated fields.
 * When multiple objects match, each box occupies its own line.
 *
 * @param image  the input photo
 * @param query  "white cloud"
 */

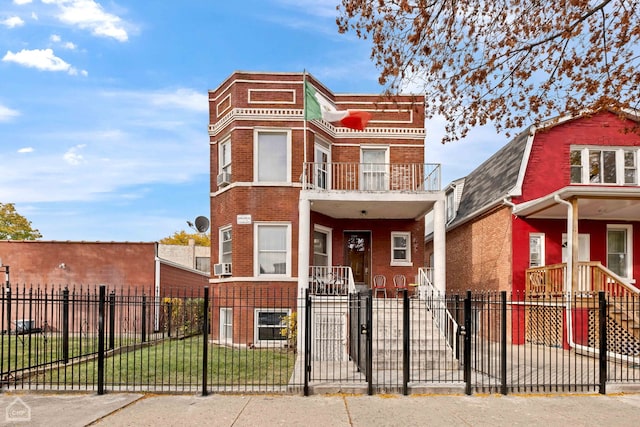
xmin=51 ymin=34 xmax=77 ymax=50
xmin=102 ymin=88 xmax=208 ymax=113
xmin=0 ymin=104 xmax=20 ymax=122
xmin=2 ymin=48 xmax=81 ymax=75
xmin=43 ymin=0 xmax=129 ymax=42
xmin=148 ymin=89 xmax=209 ymax=112
xmin=0 ymin=86 xmax=208 ymax=206
xmin=2 ymin=16 xmax=25 ymax=28
xmin=31 ymin=12 xmax=38 ymax=20
xmin=14 ymin=0 xmax=33 ymax=5
xmin=18 ymin=147 xmax=34 ymax=153
xmin=63 ymin=144 xmax=86 ymax=165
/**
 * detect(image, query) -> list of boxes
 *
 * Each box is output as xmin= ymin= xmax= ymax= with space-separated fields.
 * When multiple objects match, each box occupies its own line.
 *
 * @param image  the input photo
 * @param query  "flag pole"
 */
xmin=303 ymin=70 xmax=308 ymax=169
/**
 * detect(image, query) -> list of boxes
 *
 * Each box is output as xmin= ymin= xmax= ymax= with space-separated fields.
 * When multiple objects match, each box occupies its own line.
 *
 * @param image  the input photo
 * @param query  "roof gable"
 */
xmin=449 ymin=129 xmax=530 ymax=226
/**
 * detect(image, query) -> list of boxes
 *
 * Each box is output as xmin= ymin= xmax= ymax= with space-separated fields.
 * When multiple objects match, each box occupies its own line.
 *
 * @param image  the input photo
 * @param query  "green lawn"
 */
xmin=30 ymin=336 xmax=296 ymax=387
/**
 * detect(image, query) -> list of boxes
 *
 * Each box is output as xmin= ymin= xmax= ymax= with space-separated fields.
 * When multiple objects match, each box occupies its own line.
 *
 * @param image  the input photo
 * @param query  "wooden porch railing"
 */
xmin=525 ymin=262 xmax=640 ymax=297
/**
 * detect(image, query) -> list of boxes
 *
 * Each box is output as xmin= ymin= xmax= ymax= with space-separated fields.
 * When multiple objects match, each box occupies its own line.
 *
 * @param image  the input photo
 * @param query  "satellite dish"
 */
xmin=194 ymin=216 xmax=210 ymax=233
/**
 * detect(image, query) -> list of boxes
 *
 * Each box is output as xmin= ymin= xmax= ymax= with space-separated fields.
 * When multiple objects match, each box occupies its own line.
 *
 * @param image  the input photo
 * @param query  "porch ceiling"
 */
xmin=513 ymin=187 xmax=640 ymax=220
xmin=307 ymin=193 xmax=439 ymax=220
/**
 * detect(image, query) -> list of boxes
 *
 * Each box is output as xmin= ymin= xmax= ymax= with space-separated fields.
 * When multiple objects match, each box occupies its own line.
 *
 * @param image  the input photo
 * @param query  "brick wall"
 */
xmin=428 ymin=206 xmax=512 ymax=294
xmin=0 ymin=241 xmax=156 ymax=289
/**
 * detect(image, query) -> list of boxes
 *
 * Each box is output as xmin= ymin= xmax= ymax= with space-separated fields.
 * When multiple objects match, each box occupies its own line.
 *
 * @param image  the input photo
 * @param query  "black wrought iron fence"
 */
xmin=2 ymin=285 xmax=640 ymax=395
xmin=2 ymin=285 xmax=304 ymax=394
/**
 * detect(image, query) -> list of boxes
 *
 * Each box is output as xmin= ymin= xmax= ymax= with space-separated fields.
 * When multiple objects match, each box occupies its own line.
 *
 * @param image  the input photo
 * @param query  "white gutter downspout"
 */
xmin=154 ymin=242 xmax=161 ymax=332
xmin=554 ymin=195 xmax=579 ymax=351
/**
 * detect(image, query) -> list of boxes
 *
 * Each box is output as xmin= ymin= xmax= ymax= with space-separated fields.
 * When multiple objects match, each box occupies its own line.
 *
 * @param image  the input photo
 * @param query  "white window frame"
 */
xmin=219 ymin=307 xmax=233 ymax=344
xmin=360 ymin=146 xmax=389 ymax=191
xmin=254 ymin=222 xmax=291 ymax=277
xmin=529 ymin=233 xmax=545 ymax=268
xmin=446 ymin=190 xmax=455 ymax=222
xmin=313 ymin=225 xmax=332 ymax=267
xmin=219 ymin=225 xmax=232 ymax=264
xmin=314 ymin=141 xmax=331 ymax=190
xmin=607 ymin=224 xmax=633 ymax=280
xmin=253 ymin=128 xmax=291 ymax=184
xmin=391 ymin=231 xmax=412 ymax=266
xmin=219 ymin=137 xmax=231 ymax=175
xmin=570 ymin=146 xmax=640 ymax=185
xmin=254 ymin=308 xmax=290 ymax=346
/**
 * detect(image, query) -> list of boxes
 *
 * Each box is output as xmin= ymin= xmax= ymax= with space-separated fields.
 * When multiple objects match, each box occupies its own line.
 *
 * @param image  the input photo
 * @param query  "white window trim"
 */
xmin=314 ymin=140 xmax=331 ymax=189
xmin=572 ymin=146 xmax=640 ymax=186
xmin=360 ymin=145 xmax=390 ymax=191
xmin=219 ymin=307 xmax=232 ymax=344
xmin=219 ymin=224 xmax=232 ymax=264
xmin=529 ymin=233 xmax=545 ymax=268
xmin=219 ymin=137 xmax=231 ymax=174
xmin=253 ymin=128 xmax=292 ymax=184
xmin=607 ymin=224 xmax=633 ymax=280
xmin=254 ymin=222 xmax=292 ymax=277
xmin=446 ymin=190 xmax=455 ymax=222
xmin=254 ymin=308 xmax=290 ymax=346
xmin=390 ymin=231 xmax=412 ymax=267
xmin=313 ymin=224 xmax=332 ymax=267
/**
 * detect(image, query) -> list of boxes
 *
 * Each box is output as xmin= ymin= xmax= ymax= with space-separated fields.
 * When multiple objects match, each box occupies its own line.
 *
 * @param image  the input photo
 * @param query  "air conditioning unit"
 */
xmin=214 ymin=263 xmax=232 ymax=276
xmin=217 ymin=172 xmax=231 ymax=187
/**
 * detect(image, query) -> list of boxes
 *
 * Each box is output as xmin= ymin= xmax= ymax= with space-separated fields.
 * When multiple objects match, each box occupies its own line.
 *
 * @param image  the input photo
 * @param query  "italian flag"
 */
xmin=304 ymin=81 xmax=372 ymax=131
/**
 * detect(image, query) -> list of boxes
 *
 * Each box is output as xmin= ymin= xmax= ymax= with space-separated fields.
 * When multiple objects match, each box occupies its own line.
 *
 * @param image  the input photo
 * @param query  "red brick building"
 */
xmin=425 ymin=110 xmax=640 ymax=351
xmin=427 ymin=110 xmax=640 ymax=295
xmin=0 ymin=240 xmax=209 ymax=295
xmin=208 ymin=72 xmax=446 ymax=347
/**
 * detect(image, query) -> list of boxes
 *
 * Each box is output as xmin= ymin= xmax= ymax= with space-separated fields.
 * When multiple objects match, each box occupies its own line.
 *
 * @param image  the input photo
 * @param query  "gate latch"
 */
xmin=360 ymin=324 xmax=368 ymax=335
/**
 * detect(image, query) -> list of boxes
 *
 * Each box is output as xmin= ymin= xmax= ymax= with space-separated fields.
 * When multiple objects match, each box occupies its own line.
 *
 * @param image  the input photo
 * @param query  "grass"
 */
xmin=1 ymin=334 xmax=99 ymax=373
xmin=24 ymin=336 xmax=296 ymax=388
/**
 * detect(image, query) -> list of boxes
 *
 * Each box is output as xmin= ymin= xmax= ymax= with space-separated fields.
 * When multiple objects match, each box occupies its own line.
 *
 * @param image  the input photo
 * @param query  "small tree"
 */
xmin=0 ymin=203 xmax=42 ymax=240
xmin=160 ymin=230 xmax=210 ymax=246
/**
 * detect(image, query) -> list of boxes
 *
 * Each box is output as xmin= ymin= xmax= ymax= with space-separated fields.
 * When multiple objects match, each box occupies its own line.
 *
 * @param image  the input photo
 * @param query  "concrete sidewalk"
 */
xmin=1 ymin=392 xmax=640 ymax=426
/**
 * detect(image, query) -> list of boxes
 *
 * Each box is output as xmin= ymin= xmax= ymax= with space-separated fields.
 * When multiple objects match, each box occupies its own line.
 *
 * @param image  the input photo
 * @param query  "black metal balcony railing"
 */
xmin=302 ymin=162 xmax=441 ymax=192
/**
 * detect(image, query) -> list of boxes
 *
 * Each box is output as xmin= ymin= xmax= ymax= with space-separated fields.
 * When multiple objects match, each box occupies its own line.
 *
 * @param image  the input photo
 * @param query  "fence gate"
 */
xmin=304 ymin=290 xmax=372 ymax=395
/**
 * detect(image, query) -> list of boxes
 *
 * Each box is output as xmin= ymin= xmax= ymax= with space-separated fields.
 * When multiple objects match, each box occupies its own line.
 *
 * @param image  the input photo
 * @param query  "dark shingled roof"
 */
xmin=449 ymin=128 xmax=531 ymax=228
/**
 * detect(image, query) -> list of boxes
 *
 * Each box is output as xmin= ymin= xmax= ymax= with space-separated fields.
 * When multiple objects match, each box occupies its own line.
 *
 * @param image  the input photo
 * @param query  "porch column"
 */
xmin=297 ymin=196 xmax=311 ymax=293
xmin=433 ymin=196 xmax=446 ymax=295
xmin=571 ymin=197 xmax=579 ymax=292
xmin=297 ymin=196 xmax=311 ymax=356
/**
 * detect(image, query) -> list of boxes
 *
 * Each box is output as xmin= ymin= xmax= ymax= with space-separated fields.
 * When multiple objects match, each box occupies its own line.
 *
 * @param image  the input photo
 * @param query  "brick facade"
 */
xmin=208 ymin=71 xmax=432 ymax=346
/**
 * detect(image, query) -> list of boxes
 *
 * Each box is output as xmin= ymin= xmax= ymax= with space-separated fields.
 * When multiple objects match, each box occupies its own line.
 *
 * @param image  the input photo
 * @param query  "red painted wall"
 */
xmin=515 ymin=111 xmax=640 ymax=204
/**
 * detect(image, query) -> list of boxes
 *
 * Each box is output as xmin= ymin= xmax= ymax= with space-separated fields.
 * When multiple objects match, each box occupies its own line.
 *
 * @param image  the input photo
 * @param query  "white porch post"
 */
xmin=297 ymin=196 xmax=311 ymax=355
xmin=433 ymin=196 xmax=446 ymax=295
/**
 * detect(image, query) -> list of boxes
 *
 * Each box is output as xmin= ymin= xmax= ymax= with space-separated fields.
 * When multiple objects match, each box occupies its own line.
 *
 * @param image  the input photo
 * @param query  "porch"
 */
xmin=298 ymin=161 xmax=447 ymax=299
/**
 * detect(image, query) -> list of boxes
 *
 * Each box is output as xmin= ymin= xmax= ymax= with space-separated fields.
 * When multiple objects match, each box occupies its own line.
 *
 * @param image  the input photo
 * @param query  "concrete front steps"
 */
xmin=371 ymin=298 xmax=462 ymax=373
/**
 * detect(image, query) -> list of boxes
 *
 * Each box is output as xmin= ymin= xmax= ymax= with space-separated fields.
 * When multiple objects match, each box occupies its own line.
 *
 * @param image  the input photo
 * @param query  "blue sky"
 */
xmin=0 ymin=0 xmax=506 ymax=242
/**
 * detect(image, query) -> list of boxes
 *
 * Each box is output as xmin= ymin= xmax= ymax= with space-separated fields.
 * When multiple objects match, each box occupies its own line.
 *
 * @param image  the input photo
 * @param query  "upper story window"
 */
xmin=361 ymin=147 xmax=389 ymax=190
xmin=219 ymin=138 xmax=231 ymax=174
xmin=254 ymin=129 xmax=291 ymax=183
xmin=314 ymin=142 xmax=330 ymax=189
xmin=446 ymin=190 xmax=455 ymax=222
xmin=570 ymin=147 xmax=638 ymax=185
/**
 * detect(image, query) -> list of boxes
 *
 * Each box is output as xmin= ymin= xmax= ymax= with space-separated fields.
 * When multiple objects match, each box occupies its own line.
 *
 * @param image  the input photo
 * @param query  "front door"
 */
xmin=344 ymin=232 xmax=371 ymax=286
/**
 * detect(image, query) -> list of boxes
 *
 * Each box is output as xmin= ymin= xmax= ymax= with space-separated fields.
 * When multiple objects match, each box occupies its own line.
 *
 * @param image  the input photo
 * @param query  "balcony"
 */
xmin=302 ymin=162 xmax=441 ymax=193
